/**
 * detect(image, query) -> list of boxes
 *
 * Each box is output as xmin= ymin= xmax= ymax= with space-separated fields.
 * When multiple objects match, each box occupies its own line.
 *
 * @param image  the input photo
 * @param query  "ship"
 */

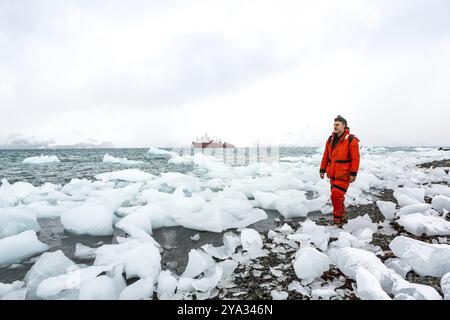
xmin=192 ymin=133 xmax=235 ymax=148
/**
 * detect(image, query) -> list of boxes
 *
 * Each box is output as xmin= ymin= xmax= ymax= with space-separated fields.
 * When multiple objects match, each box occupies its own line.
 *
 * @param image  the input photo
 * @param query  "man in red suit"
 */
xmin=320 ymin=115 xmax=360 ymax=225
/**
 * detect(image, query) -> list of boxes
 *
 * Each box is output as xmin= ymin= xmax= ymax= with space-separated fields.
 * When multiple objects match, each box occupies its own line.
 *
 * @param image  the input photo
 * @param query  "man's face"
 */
xmin=334 ymin=121 xmax=345 ymax=135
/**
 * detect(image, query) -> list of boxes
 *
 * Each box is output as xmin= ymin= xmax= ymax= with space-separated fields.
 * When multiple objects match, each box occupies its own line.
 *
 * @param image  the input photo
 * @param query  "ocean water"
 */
xmin=0 ymin=147 xmax=418 ymax=186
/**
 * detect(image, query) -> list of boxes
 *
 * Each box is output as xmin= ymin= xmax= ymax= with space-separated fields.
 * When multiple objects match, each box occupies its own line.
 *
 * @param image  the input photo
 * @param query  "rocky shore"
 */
xmin=214 ymin=159 xmax=450 ymax=300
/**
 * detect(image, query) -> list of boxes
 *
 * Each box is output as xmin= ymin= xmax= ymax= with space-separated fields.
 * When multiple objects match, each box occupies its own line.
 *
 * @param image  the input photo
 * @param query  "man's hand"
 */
xmin=320 ymin=172 xmax=325 ymax=179
xmin=349 ymin=176 xmax=356 ymax=183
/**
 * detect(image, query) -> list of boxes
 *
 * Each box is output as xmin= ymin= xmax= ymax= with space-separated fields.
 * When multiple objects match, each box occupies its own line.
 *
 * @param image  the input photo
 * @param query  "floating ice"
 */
xmin=24 ymin=250 xmax=75 ymax=300
xmin=61 ymin=203 xmax=114 ymax=236
xmin=397 ymin=213 xmax=450 ymax=236
xmin=74 ymin=244 xmax=97 ymax=260
xmin=356 ymin=267 xmax=391 ymax=300
xmin=293 ymin=247 xmax=331 ymax=282
xmin=95 ymin=169 xmax=155 ymax=182
xmin=376 ymin=200 xmax=396 ymax=220
xmin=0 ymin=179 xmax=17 ymax=208
xmin=431 ymin=195 xmax=450 ymax=212
xmin=0 ymin=207 xmax=40 ymax=239
xmin=0 ymin=231 xmax=49 ymax=267
xmin=23 ymin=155 xmax=60 ymax=164
xmin=389 ymin=236 xmax=450 ymax=277
xmin=240 ymin=228 xmax=266 ymax=259
xmin=102 ymin=153 xmax=144 ymax=165
xmin=148 ymin=147 xmax=175 ymax=157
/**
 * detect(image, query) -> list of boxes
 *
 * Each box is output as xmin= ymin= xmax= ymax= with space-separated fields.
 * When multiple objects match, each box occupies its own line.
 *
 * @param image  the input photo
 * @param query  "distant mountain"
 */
xmin=0 ymin=134 xmax=114 ymax=149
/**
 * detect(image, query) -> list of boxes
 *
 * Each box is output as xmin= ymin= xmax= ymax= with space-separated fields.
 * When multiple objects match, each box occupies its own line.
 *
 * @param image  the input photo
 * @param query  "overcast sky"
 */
xmin=0 ymin=0 xmax=449 ymax=148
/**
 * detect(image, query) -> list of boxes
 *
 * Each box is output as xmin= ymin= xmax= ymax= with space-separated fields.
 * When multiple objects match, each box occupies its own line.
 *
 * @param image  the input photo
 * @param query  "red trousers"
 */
xmin=331 ymin=182 xmax=348 ymax=221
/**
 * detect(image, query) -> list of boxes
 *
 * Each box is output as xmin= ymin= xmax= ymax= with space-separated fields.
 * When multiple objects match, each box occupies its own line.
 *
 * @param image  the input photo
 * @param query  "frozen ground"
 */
xmin=0 ymin=147 xmax=450 ymax=300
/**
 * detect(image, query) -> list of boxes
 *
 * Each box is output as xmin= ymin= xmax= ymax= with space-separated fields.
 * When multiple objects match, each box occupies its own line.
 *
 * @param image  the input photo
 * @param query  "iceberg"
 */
xmin=95 ymin=169 xmax=155 ymax=182
xmin=102 ymin=153 xmax=144 ymax=165
xmin=23 ymin=155 xmax=60 ymax=164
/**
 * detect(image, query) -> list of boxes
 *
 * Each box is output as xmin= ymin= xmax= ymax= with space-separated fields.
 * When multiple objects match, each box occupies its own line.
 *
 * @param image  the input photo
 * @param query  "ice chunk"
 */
xmin=274 ymin=190 xmax=309 ymax=218
xmin=181 ymin=249 xmax=216 ymax=278
xmin=0 ymin=179 xmax=17 ymax=207
xmin=79 ymin=275 xmax=121 ymax=300
xmin=119 ymin=278 xmax=155 ymax=300
xmin=390 ymin=275 xmax=442 ymax=300
xmin=393 ymin=188 xmax=425 ymax=206
xmin=148 ymin=147 xmax=175 ymax=157
xmin=300 ymin=220 xmax=330 ymax=252
xmin=376 ymin=201 xmax=396 ymax=221
xmin=95 ymin=169 xmax=155 ymax=182
xmin=279 ymin=223 xmax=294 ymax=235
xmin=156 ymin=270 xmax=178 ymax=300
xmin=397 ymin=203 xmax=433 ymax=217
xmin=293 ymin=247 xmax=331 ymax=282
xmin=190 ymin=234 xmax=200 ymax=241
xmin=397 ymin=213 xmax=450 ymax=236
xmin=102 ymin=153 xmax=144 ymax=165
xmin=24 ymin=250 xmax=75 ymax=300
xmin=240 ymin=228 xmax=266 ymax=259
xmin=329 ymin=231 xmax=369 ymax=249
xmin=343 ymin=214 xmax=377 ymax=239
xmin=10 ymin=182 xmax=37 ymax=199
xmin=441 ymin=272 xmax=450 ymax=300
xmin=311 ymin=288 xmax=337 ymax=300
xmin=74 ymin=244 xmax=97 ymax=260
xmin=0 ymin=281 xmax=24 ymax=299
xmin=124 ymin=242 xmax=161 ymax=280
xmin=36 ymin=265 xmax=112 ymax=299
xmin=356 ymin=267 xmax=391 ymax=300
xmin=116 ymin=210 xmax=153 ymax=236
xmin=389 ymin=236 xmax=450 ymax=277
xmin=0 ymin=207 xmax=40 ymax=239
xmin=202 ymin=232 xmax=240 ymax=259
xmin=329 ymin=247 xmax=393 ymax=292
xmin=384 ymin=258 xmax=412 ymax=279
xmin=192 ymin=265 xmax=223 ymax=292
xmin=432 ymin=195 xmax=450 ymax=212
xmin=23 ymin=155 xmax=60 ymax=164
xmin=217 ymin=259 xmax=238 ymax=289
xmin=271 ymin=290 xmax=288 ymax=300
xmin=0 ymin=231 xmax=49 ymax=267
xmin=252 ymin=190 xmax=278 ymax=210
xmin=61 ymin=203 xmax=114 ymax=236
xmin=1 ymin=287 xmax=27 ymax=300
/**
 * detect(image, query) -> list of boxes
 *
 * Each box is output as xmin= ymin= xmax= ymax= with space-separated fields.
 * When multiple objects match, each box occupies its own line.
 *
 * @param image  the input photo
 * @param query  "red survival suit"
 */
xmin=320 ymin=127 xmax=360 ymax=223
